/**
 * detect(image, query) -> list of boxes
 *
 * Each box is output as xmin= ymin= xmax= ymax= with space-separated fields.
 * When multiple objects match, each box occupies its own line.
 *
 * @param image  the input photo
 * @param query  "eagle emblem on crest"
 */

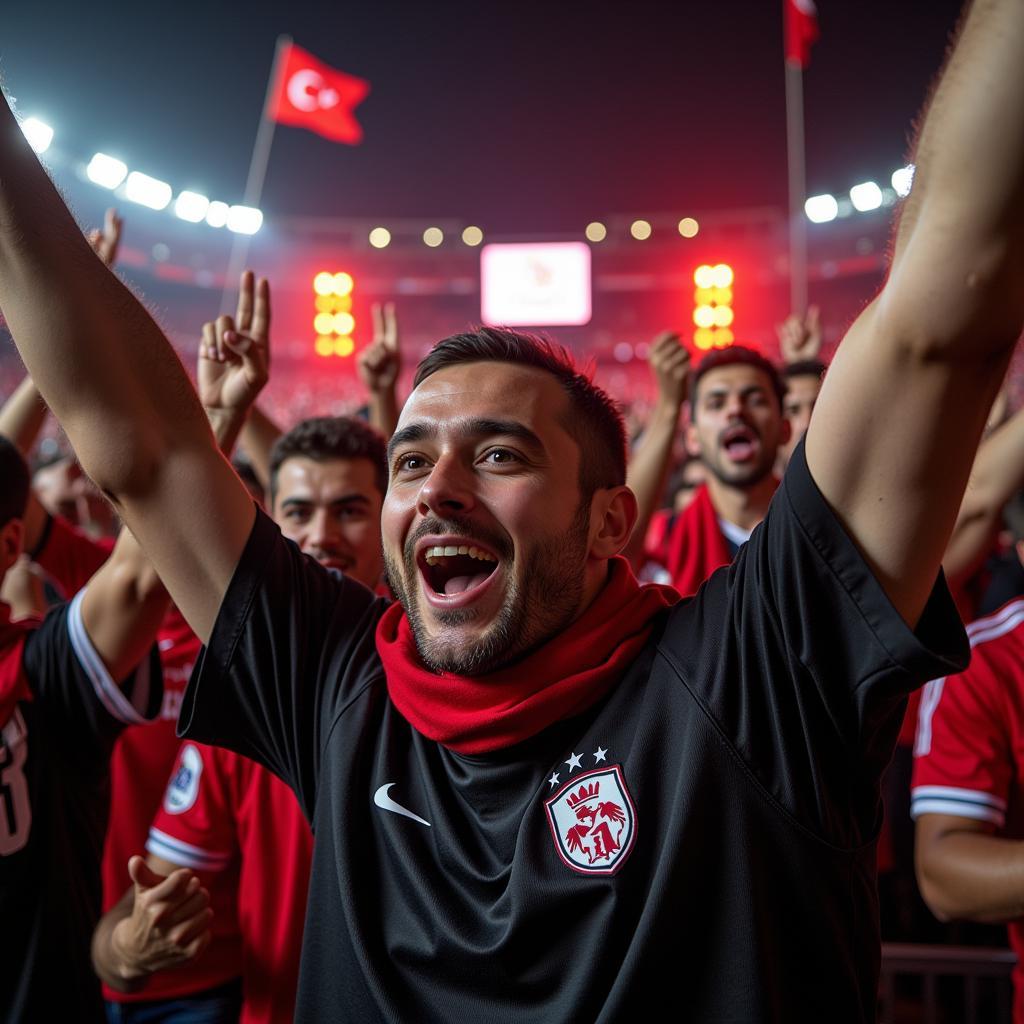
xmin=545 ymin=765 xmax=636 ymax=875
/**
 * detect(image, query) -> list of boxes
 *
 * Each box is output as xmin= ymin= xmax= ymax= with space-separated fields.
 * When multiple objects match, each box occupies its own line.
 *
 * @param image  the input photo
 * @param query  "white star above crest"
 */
xmin=593 ymin=746 xmax=607 ymax=763
xmin=548 ymin=773 xmax=560 ymax=789
xmin=565 ymin=752 xmax=583 ymax=772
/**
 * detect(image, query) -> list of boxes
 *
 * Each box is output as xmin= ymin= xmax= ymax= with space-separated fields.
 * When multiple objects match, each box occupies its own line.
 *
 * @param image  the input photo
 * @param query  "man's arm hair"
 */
xmin=0 ymin=94 xmax=254 ymax=642
xmin=915 ymin=813 xmax=1024 ymax=923
xmin=805 ymin=0 xmax=1024 ymax=627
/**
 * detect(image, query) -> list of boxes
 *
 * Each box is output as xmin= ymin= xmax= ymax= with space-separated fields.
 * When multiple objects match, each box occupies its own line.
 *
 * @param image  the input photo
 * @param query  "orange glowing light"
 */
xmin=335 ymin=336 xmax=355 ymax=357
xmin=314 ymin=336 xmax=334 ymax=357
xmin=332 ymin=272 xmax=354 ymax=297
xmin=313 ymin=272 xmax=334 ymax=296
xmin=711 ymin=287 xmax=733 ymax=305
xmin=693 ymin=304 xmax=715 ymax=329
xmin=715 ymin=328 xmax=735 ymax=348
xmin=694 ymin=328 xmax=715 ymax=350
xmin=314 ymin=312 xmax=335 ymax=335
xmin=713 ymin=306 xmax=735 ymax=328
xmin=333 ymin=312 xmax=355 ymax=335
xmin=694 ymin=287 xmax=714 ymax=306
xmin=711 ymin=263 xmax=734 ymax=288
xmin=693 ymin=264 xmax=715 ymax=289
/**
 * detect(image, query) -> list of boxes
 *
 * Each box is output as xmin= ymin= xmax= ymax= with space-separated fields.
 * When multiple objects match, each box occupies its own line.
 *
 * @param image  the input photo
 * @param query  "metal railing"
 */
xmin=879 ymin=943 xmax=1017 ymax=1024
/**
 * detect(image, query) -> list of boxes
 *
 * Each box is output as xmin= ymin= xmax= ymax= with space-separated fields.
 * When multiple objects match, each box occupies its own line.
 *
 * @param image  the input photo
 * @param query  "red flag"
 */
xmin=268 ymin=42 xmax=370 ymax=144
xmin=784 ymin=0 xmax=819 ymax=69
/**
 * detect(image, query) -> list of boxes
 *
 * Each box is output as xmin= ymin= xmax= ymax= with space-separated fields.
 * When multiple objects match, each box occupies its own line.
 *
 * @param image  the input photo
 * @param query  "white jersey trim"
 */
xmin=68 ymin=589 xmax=151 ymax=725
xmin=913 ymin=677 xmax=945 ymax=757
xmin=910 ymin=785 xmax=1006 ymax=826
xmin=146 ymin=828 xmax=231 ymax=871
xmin=965 ymin=597 xmax=1024 ymax=647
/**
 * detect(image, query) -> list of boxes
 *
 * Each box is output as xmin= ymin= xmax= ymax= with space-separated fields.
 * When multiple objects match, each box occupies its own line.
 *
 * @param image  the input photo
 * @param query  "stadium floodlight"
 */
xmin=678 ymin=217 xmax=699 ymax=238
xmin=804 ymin=193 xmax=839 ymax=223
xmin=423 ymin=227 xmax=444 ymax=247
xmin=205 ymin=201 xmax=230 ymax=228
xmin=630 ymin=219 xmax=652 ymax=240
xmin=368 ymin=227 xmax=391 ymax=248
xmin=849 ymin=181 xmax=883 ymax=213
xmin=86 ymin=153 xmax=128 ymax=190
xmin=227 ymin=205 xmax=263 ymax=235
xmin=891 ymin=165 xmax=915 ymax=199
xmin=124 ymin=171 xmax=172 ymax=211
xmin=20 ymin=117 xmax=53 ymax=154
xmin=173 ymin=191 xmax=210 ymax=223
xmin=462 ymin=225 xmax=484 ymax=247
xmin=585 ymin=221 xmax=607 ymax=243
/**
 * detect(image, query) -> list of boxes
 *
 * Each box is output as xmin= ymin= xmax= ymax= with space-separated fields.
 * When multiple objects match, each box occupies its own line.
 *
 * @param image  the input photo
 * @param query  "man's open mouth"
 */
xmin=418 ymin=542 xmax=500 ymax=597
xmin=721 ymin=425 xmax=759 ymax=462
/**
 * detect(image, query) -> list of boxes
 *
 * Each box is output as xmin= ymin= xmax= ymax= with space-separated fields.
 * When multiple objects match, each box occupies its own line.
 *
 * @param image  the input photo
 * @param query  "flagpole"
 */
xmin=784 ymin=58 xmax=808 ymax=316
xmin=220 ymin=34 xmax=292 ymax=315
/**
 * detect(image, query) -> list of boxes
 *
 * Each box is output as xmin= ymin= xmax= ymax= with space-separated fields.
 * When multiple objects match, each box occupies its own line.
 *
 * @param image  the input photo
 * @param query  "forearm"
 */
xmin=917 ymin=830 xmax=1024 ymax=923
xmin=890 ymin=0 xmax=1024 ymax=348
xmin=92 ymin=891 xmax=150 ymax=994
xmin=624 ymin=402 xmax=681 ymax=564
xmin=80 ymin=528 xmax=168 ymax=682
xmin=0 ymin=96 xmax=211 ymax=497
xmin=239 ymin=404 xmax=281 ymax=491
xmin=0 ymin=374 xmax=47 ymax=455
xmin=368 ymin=387 xmax=400 ymax=439
xmin=206 ymin=408 xmax=247 ymax=459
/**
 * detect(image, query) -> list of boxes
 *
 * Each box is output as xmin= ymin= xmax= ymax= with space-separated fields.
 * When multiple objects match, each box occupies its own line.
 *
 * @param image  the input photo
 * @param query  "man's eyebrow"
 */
xmin=387 ymin=419 xmax=545 ymax=460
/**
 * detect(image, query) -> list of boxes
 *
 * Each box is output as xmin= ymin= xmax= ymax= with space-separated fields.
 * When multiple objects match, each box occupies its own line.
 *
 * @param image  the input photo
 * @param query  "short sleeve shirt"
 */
xmin=181 ymin=442 xmax=967 ymax=1024
xmin=0 ymin=592 xmax=161 ymax=1024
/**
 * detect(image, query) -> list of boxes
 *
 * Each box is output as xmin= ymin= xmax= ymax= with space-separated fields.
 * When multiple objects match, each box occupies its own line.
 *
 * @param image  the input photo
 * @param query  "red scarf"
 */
xmin=377 ymin=556 xmax=679 ymax=754
xmin=0 ymin=603 xmax=35 ymax=729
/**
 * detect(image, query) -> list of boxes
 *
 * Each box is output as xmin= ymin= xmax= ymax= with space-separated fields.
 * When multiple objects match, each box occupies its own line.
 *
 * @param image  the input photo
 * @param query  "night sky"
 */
xmin=3 ymin=1 xmax=965 ymax=233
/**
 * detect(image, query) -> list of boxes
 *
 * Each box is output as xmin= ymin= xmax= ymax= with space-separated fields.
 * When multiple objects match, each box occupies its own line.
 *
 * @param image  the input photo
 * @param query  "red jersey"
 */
xmin=149 ymin=742 xmax=313 ymax=1024
xmin=911 ymin=597 xmax=1024 ymax=1023
xmin=31 ymin=513 xmax=113 ymax=600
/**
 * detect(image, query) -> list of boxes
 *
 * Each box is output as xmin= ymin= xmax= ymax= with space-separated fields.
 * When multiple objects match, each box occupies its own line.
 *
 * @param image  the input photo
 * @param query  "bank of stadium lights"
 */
xmin=83 ymin=149 xmax=262 ymax=234
xmin=805 ymin=165 xmax=915 ymax=224
xmin=423 ymin=226 xmax=444 ymax=248
xmin=313 ymin=271 xmax=356 ymax=358
xmin=369 ymin=226 xmax=391 ymax=248
xmin=678 ymin=217 xmax=699 ymax=238
xmin=462 ymin=225 xmax=483 ymax=247
xmin=585 ymin=222 xmax=607 ymax=243
xmin=692 ymin=263 xmax=735 ymax=352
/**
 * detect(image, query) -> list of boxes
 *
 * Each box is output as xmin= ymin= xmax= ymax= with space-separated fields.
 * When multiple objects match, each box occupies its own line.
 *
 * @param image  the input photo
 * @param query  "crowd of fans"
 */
xmin=4 ymin=2 xmax=1024 ymax=1021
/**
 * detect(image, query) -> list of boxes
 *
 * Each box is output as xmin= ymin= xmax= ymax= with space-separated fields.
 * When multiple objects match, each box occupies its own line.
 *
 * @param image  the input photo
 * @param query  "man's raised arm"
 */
xmin=0 ymin=94 xmax=254 ymax=641
xmin=806 ymin=0 xmax=1024 ymax=627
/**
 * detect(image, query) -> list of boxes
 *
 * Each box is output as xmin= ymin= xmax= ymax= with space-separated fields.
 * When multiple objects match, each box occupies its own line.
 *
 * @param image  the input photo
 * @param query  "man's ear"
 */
xmin=778 ymin=414 xmax=793 ymax=447
xmin=684 ymin=421 xmax=702 ymax=460
xmin=0 ymin=518 xmax=24 ymax=576
xmin=588 ymin=486 xmax=638 ymax=560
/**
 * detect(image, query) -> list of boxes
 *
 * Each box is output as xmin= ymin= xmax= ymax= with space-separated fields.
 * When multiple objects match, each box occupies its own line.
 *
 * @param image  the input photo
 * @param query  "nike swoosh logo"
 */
xmin=373 ymin=783 xmax=432 ymax=827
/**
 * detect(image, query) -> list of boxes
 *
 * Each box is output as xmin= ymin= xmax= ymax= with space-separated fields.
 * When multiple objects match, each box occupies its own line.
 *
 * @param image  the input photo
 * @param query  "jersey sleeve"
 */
xmin=19 ymin=589 xmax=163 ymax=769
xmin=178 ymin=507 xmax=388 ymax=820
xmin=910 ymin=654 xmax=1010 ymax=828
xmin=30 ymin=514 xmax=113 ymax=600
xmin=659 ymin=439 xmax=970 ymax=846
xmin=147 ymin=742 xmax=237 ymax=872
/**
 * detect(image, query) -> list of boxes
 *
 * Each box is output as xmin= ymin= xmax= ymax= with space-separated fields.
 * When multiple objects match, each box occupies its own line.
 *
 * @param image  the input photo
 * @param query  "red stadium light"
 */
xmin=692 ymin=263 xmax=734 ymax=350
xmin=312 ymin=271 xmax=357 ymax=357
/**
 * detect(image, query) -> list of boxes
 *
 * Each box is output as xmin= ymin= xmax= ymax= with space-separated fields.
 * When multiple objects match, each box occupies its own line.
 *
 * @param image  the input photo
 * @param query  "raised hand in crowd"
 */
xmin=776 ymin=305 xmax=822 ymax=365
xmin=93 ymin=855 xmax=212 ymax=993
xmin=623 ymin=330 xmax=691 ymax=566
xmin=358 ymin=301 xmax=402 ymax=437
xmin=88 ymin=207 xmax=123 ymax=268
xmin=0 ymin=554 xmax=47 ymax=618
xmin=198 ymin=270 xmax=270 ymax=454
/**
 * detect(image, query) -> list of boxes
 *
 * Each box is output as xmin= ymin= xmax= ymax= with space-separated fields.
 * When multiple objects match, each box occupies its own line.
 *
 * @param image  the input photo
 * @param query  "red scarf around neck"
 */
xmin=0 ymin=603 xmax=35 ymax=729
xmin=376 ymin=556 xmax=679 ymax=754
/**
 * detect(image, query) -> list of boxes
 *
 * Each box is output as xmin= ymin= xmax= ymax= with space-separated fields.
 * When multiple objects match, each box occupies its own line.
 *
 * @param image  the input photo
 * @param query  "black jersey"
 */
xmin=0 ymin=591 xmax=161 ymax=1024
xmin=181 ymin=444 xmax=967 ymax=1023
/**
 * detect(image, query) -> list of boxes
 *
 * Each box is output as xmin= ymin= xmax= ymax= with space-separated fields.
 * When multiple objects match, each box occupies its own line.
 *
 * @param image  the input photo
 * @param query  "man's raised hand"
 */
xmin=109 ymin=856 xmax=212 ymax=982
xmin=359 ymin=302 xmax=401 ymax=394
xmin=88 ymin=208 xmax=123 ymax=268
xmin=198 ymin=270 xmax=270 ymax=416
xmin=776 ymin=306 xmax=823 ymax=364
xmin=648 ymin=331 xmax=691 ymax=411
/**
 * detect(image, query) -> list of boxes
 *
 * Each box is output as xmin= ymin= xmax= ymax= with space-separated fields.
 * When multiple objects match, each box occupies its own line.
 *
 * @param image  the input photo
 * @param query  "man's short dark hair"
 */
xmin=0 ymin=436 xmax=30 ymax=528
xmin=691 ymin=345 xmax=787 ymax=411
xmin=413 ymin=326 xmax=627 ymax=496
xmin=781 ymin=359 xmax=827 ymax=384
xmin=269 ymin=416 xmax=388 ymax=504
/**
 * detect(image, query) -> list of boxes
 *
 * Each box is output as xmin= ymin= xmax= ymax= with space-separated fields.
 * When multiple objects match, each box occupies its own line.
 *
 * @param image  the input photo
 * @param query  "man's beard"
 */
xmin=384 ymin=500 xmax=591 ymax=675
xmin=704 ymin=434 xmax=775 ymax=488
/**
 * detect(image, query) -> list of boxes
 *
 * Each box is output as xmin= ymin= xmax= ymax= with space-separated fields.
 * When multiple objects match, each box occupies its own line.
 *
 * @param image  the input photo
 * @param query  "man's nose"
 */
xmin=417 ymin=454 xmax=476 ymax=518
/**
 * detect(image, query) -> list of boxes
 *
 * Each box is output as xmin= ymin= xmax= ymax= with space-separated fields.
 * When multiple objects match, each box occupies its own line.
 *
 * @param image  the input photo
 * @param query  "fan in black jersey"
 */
xmin=3 ymin=3 xmax=1024 ymax=1019
xmin=0 ymin=436 xmax=166 ymax=1023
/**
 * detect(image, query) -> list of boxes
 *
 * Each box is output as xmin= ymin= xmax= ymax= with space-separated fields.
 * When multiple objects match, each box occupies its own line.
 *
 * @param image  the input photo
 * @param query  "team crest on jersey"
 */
xmin=164 ymin=744 xmax=202 ymax=814
xmin=545 ymin=765 xmax=636 ymax=875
